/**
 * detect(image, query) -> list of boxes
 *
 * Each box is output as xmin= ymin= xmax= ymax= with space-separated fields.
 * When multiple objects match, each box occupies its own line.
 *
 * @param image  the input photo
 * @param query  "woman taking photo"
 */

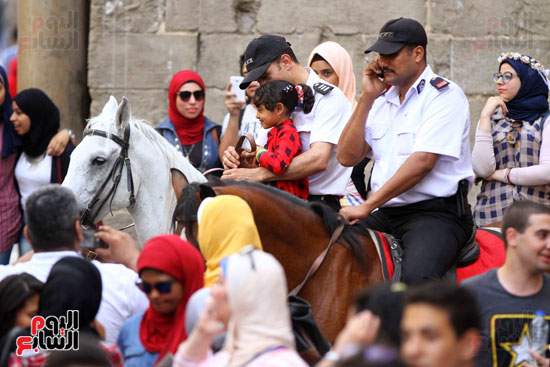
xmin=157 ymin=70 xmax=222 ymax=173
xmin=472 ymin=52 xmax=550 ymax=226
xmin=173 ymin=247 xmax=307 ymax=367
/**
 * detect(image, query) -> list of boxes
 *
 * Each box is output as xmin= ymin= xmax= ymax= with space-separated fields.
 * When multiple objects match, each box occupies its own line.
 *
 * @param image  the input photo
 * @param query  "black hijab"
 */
xmin=39 ymin=257 xmax=102 ymax=336
xmin=13 ymin=88 xmax=60 ymax=158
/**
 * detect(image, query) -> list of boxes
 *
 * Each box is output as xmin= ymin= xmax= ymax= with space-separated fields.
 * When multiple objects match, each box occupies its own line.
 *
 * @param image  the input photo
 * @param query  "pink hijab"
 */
xmin=308 ymin=41 xmax=357 ymax=108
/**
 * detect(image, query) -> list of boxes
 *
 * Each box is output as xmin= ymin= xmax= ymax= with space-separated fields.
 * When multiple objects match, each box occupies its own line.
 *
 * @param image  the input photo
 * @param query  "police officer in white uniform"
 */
xmin=338 ymin=18 xmax=475 ymax=284
xmin=222 ymin=35 xmax=352 ymax=211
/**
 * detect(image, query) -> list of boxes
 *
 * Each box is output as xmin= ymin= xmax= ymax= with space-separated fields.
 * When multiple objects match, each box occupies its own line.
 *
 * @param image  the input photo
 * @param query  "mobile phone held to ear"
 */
xmin=230 ymin=76 xmax=246 ymax=102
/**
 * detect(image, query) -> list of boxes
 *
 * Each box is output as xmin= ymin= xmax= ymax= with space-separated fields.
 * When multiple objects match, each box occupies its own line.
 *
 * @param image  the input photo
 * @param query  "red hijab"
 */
xmin=137 ymin=235 xmax=205 ymax=364
xmin=168 ymin=70 xmax=206 ymax=145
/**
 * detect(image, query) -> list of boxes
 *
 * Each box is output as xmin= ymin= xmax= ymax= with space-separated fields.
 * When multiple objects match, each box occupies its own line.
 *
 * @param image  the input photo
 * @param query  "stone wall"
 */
xmin=88 ymin=0 xmax=550 ymax=133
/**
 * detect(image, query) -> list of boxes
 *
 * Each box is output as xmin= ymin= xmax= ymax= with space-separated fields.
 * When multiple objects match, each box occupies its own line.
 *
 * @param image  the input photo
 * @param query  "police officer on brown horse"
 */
xmin=338 ymin=18 xmax=475 ymax=284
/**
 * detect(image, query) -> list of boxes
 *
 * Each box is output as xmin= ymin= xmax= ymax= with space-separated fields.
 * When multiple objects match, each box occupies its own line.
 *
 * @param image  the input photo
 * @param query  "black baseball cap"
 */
xmin=365 ymin=17 xmax=427 ymax=55
xmin=239 ymin=35 xmax=291 ymax=89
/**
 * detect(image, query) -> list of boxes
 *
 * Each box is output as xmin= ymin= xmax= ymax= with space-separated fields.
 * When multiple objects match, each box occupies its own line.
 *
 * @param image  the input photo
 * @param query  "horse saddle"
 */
xmin=370 ymin=224 xmax=497 ymax=283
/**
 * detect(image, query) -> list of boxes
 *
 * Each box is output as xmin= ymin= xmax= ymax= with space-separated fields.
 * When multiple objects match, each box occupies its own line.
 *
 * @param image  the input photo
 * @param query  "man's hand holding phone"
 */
xmin=362 ymin=58 xmax=388 ymax=98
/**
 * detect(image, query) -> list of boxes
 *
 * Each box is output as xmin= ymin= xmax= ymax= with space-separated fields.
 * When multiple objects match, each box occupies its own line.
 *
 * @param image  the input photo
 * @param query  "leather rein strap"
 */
xmin=289 ymin=222 xmax=345 ymax=297
xmin=202 ymin=133 xmax=257 ymax=177
xmin=80 ymin=124 xmax=136 ymax=227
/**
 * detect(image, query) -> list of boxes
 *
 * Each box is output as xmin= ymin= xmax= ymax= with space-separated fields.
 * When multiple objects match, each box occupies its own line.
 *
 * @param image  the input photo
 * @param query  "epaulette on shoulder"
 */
xmin=430 ymin=77 xmax=450 ymax=91
xmin=313 ymin=82 xmax=334 ymax=95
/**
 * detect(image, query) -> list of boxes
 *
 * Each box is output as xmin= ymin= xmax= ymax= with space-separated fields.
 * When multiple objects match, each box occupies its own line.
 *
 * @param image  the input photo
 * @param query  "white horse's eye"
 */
xmin=92 ymin=157 xmax=106 ymax=166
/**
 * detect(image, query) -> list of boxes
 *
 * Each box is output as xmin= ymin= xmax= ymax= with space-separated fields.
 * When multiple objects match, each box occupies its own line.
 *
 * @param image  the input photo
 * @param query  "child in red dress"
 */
xmin=253 ymin=80 xmax=314 ymax=199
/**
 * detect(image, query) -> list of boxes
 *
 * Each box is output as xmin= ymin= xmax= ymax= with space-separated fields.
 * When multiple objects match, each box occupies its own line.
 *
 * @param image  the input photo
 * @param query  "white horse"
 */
xmin=63 ymin=96 xmax=206 ymax=244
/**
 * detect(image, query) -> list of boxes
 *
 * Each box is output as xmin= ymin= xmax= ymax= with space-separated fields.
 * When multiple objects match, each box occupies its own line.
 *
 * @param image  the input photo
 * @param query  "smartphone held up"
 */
xmin=229 ymin=76 xmax=246 ymax=102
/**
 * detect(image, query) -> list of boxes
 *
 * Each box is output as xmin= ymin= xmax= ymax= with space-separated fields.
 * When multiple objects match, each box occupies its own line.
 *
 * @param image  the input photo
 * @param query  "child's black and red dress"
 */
xmin=257 ymin=119 xmax=309 ymax=199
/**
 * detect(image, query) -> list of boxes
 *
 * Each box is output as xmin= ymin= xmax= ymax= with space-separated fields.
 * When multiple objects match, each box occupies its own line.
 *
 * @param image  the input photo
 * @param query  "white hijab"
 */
xmin=222 ymin=247 xmax=295 ymax=367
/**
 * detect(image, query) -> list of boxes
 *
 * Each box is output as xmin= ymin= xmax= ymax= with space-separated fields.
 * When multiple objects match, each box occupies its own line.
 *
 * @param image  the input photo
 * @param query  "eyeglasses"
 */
xmin=136 ymin=280 xmax=175 ymax=294
xmin=178 ymin=90 xmax=205 ymax=102
xmin=493 ymin=72 xmax=515 ymax=83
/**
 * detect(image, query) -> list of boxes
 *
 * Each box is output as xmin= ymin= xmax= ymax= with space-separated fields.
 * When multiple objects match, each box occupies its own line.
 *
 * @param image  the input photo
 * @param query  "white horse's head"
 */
xmin=63 ymin=96 xmax=206 ymax=243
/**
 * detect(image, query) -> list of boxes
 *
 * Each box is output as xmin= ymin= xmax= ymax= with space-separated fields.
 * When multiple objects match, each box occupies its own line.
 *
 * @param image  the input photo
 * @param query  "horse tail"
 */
xmin=309 ymin=203 xmax=369 ymax=274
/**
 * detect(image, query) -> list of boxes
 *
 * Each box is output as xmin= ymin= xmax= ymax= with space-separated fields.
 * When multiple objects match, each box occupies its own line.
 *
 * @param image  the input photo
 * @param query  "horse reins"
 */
xmin=202 ymin=134 xmax=257 ymax=177
xmin=289 ymin=222 xmax=345 ymax=297
xmin=80 ymin=124 xmax=136 ymax=227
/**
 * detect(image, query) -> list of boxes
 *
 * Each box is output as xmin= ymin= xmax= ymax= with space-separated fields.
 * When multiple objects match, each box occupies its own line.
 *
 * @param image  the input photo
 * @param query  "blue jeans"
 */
xmin=0 ymin=246 xmax=12 ymax=265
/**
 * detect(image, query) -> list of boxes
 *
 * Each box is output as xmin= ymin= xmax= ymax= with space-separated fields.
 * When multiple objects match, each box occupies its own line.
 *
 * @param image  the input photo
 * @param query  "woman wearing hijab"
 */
xmin=0 ymin=66 xmax=21 ymax=264
xmin=117 ymin=235 xmax=205 ymax=367
xmin=308 ymin=41 xmax=357 ymax=108
xmin=308 ymin=41 xmax=368 ymax=205
xmin=10 ymin=88 xmax=75 ymax=255
xmin=196 ymin=195 xmax=263 ymax=287
xmin=173 ymin=247 xmax=308 ymax=367
xmin=8 ymin=257 xmax=122 ymax=366
xmin=157 ymin=70 xmax=222 ymax=173
xmin=472 ymin=52 xmax=550 ymax=226
xmin=178 ymin=195 xmax=263 ymax=353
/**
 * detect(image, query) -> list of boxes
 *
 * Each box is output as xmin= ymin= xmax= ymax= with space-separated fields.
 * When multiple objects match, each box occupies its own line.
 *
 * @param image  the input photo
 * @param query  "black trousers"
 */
xmin=359 ymin=195 xmax=474 ymax=285
xmin=351 ymin=157 xmax=370 ymax=200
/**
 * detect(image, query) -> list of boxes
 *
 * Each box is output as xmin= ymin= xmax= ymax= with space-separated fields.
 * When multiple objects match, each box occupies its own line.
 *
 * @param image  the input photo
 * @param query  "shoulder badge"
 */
xmin=430 ymin=77 xmax=450 ymax=91
xmin=313 ymin=82 xmax=334 ymax=95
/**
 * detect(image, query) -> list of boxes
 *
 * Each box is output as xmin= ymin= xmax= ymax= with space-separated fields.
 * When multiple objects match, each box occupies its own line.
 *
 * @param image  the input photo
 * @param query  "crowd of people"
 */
xmin=0 ymin=15 xmax=548 ymax=367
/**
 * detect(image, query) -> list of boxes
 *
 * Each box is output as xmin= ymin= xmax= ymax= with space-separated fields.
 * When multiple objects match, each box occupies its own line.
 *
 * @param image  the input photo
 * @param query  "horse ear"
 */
xmin=170 ymin=168 xmax=189 ymax=202
xmin=115 ymin=96 xmax=131 ymax=132
xmin=102 ymin=96 xmax=118 ymax=116
xmin=199 ymin=184 xmax=217 ymax=200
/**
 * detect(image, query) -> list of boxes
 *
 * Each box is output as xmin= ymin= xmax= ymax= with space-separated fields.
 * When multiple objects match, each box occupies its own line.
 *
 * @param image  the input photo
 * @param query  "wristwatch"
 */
xmin=66 ymin=129 xmax=75 ymax=140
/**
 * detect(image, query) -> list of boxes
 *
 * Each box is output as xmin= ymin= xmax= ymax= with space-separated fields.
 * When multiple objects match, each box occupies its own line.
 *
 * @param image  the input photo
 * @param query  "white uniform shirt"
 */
xmin=293 ymin=69 xmax=353 ymax=196
xmin=365 ymin=65 xmax=474 ymax=207
xmin=0 ymin=251 xmax=149 ymax=344
xmin=221 ymin=104 xmax=269 ymax=149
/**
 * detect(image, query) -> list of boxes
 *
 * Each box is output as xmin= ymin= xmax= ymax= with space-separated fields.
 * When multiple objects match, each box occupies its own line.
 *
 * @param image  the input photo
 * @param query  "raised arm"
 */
xmin=337 ymin=60 xmax=388 ymax=166
xmin=218 ymin=82 xmax=245 ymax=161
xmin=471 ymin=97 xmax=508 ymax=178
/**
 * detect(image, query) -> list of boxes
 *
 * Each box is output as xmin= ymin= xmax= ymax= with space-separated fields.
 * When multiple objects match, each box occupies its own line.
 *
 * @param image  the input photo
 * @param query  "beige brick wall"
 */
xmin=88 ymin=0 xmax=550 ymax=132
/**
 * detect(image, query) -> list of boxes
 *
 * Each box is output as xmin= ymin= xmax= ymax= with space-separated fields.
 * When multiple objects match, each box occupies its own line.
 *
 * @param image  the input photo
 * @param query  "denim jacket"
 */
xmin=156 ymin=117 xmax=221 ymax=172
xmin=117 ymin=312 xmax=159 ymax=367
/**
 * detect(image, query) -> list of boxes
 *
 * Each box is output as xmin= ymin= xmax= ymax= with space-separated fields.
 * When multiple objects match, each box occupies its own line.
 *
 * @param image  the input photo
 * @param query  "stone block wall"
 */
xmin=88 ymin=0 xmax=550 ymax=133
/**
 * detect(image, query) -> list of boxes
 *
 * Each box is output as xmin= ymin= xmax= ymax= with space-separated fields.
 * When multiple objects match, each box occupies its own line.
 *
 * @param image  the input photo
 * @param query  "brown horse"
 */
xmin=175 ymin=180 xmax=384 ymax=343
xmin=174 ymin=179 xmax=506 ymax=343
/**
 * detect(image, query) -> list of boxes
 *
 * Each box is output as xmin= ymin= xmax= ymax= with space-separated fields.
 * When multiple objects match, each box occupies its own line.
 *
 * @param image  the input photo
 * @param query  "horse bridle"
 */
xmin=80 ymin=124 xmax=136 ymax=227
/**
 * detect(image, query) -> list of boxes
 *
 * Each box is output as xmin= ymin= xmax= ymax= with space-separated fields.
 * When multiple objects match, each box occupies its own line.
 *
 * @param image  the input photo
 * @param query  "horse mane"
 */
xmin=176 ymin=179 xmax=370 ymax=271
xmin=86 ymin=112 xmax=205 ymax=184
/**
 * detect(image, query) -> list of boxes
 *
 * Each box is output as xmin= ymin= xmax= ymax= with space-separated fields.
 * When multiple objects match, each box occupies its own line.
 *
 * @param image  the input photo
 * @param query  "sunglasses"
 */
xmin=493 ymin=72 xmax=514 ymax=83
xmin=178 ymin=90 xmax=205 ymax=102
xmin=136 ymin=279 xmax=175 ymax=294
